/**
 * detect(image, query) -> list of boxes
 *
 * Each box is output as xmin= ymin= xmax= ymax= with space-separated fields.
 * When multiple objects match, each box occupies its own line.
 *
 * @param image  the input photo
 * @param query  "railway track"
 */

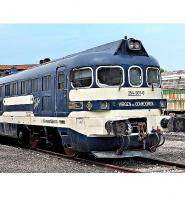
xmin=33 ymin=148 xmax=141 ymax=173
xmin=32 ymin=148 xmax=185 ymax=173
xmin=109 ymin=157 xmax=185 ymax=172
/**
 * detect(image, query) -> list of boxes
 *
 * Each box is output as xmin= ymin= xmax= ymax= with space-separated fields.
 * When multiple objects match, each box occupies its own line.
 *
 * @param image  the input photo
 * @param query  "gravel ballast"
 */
xmin=0 ymin=145 xmax=114 ymax=173
xmin=151 ymin=132 xmax=185 ymax=164
xmin=0 ymin=132 xmax=184 ymax=173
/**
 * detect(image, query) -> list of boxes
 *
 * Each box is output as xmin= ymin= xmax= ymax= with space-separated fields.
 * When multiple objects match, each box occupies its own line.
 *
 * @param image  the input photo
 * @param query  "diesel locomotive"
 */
xmin=0 ymin=37 xmax=167 ymax=158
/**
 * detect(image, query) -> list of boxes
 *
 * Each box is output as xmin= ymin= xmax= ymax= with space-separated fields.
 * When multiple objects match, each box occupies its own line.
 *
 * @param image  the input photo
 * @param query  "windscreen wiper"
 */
xmin=119 ymin=74 xmax=123 ymax=91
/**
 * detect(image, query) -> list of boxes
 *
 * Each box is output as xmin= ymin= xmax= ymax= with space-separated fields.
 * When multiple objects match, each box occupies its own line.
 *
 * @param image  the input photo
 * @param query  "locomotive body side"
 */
xmin=0 ymin=38 xmax=167 ymax=157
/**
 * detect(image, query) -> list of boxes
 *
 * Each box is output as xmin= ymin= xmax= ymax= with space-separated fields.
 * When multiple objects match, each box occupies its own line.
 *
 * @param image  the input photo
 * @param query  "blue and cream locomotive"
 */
xmin=0 ymin=37 xmax=167 ymax=158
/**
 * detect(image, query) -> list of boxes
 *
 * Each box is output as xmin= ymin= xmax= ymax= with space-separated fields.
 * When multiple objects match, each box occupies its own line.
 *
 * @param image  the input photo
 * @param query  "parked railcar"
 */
xmin=0 ymin=37 xmax=167 ymax=158
xmin=162 ymin=71 xmax=185 ymax=114
xmin=161 ymin=71 xmax=185 ymax=132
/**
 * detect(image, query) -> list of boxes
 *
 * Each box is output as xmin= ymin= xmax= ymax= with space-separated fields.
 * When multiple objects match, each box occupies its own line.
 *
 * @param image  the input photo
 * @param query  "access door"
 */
xmin=56 ymin=67 xmax=68 ymax=116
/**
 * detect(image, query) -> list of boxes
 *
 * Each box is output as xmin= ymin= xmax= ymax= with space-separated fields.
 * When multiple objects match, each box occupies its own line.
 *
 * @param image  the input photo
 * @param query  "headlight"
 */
xmin=128 ymin=41 xmax=134 ymax=49
xmin=134 ymin=42 xmax=140 ymax=49
xmin=128 ymin=39 xmax=141 ymax=50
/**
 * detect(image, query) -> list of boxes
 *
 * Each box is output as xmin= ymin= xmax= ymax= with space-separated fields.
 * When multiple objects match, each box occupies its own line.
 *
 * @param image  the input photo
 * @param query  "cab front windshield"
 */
xmin=147 ymin=68 xmax=160 ymax=86
xmin=97 ymin=66 xmax=123 ymax=86
xmin=129 ymin=67 xmax=142 ymax=86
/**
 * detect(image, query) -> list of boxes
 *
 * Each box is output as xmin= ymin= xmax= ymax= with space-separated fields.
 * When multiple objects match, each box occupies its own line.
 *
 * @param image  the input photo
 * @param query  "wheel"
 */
xmin=63 ymin=145 xmax=77 ymax=157
xmin=29 ymin=133 xmax=39 ymax=149
xmin=17 ymin=130 xmax=28 ymax=146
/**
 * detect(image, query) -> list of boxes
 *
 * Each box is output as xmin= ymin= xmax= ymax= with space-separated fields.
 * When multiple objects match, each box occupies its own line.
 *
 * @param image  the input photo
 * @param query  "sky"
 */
xmin=0 ymin=24 xmax=185 ymax=71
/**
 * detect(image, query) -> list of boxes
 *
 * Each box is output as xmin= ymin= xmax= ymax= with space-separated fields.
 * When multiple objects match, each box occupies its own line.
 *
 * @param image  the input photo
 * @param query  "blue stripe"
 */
xmin=69 ymin=99 xmax=167 ymax=111
xmin=3 ymin=104 xmax=33 ymax=112
xmin=2 ymin=99 xmax=167 ymax=113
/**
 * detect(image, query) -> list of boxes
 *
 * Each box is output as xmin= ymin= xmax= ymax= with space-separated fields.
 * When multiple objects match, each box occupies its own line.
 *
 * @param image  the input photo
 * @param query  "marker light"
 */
xmin=160 ymin=100 xmax=167 ymax=108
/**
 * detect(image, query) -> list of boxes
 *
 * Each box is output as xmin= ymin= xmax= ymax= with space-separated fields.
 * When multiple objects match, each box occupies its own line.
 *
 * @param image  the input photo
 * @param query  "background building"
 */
xmin=0 ymin=64 xmax=36 ymax=77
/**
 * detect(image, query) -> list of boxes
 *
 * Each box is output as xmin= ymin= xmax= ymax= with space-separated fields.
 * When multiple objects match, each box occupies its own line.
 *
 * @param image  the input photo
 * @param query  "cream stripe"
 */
xmin=69 ymin=88 xmax=162 ymax=101
xmin=0 ymin=109 xmax=166 ymax=137
xmin=3 ymin=95 xmax=34 ymax=105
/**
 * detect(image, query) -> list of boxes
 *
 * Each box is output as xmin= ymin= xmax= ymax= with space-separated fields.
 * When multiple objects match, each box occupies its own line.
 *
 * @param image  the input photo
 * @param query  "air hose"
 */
xmin=149 ymin=132 xmax=165 ymax=152
xmin=157 ymin=133 xmax=165 ymax=147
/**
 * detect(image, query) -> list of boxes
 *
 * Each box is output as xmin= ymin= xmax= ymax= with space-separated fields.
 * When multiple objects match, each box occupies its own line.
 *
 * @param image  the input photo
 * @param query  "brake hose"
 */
xmin=149 ymin=133 xmax=165 ymax=152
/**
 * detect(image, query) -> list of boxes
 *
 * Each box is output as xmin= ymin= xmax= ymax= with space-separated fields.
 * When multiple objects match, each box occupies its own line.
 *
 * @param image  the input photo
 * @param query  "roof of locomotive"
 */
xmin=0 ymin=38 xmax=160 ymax=84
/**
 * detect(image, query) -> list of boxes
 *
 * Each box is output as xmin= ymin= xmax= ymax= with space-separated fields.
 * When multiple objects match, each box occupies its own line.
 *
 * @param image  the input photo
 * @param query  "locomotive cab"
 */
xmin=61 ymin=38 xmax=167 ymax=158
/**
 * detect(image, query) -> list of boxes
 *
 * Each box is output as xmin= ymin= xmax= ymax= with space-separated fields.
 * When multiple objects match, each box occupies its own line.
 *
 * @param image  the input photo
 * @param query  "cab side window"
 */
xmin=12 ymin=82 xmax=18 ymax=96
xmin=21 ymin=80 xmax=28 ymax=95
xmin=58 ymin=72 xmax=65 ymax=89
xmin=0 ymin=86 xmax=3 ymax=97
xmin=5 ymin=84 xmax=10 ymax=96
xmin=31 ymin=78 xmax=39 ymax=93
xmin=71 ymin=67 xmax=93 ymax=88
